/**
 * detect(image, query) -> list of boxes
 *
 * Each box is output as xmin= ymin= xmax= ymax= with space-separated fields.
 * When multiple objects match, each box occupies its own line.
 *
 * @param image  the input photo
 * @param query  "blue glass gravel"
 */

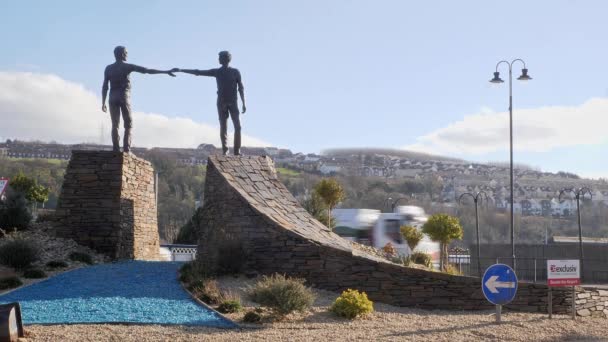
xmin=0 ymin=261 xmax=236 ymax=327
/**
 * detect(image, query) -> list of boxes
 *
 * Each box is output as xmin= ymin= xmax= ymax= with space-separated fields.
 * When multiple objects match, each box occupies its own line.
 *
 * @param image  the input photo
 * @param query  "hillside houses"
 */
xmin=3 ymin=141 xmax=607 ymax=217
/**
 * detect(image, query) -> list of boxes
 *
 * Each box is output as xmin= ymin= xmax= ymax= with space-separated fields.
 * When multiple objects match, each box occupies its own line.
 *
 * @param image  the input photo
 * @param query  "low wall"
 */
xmin=576 ymin=288 xmax=608 ymax=318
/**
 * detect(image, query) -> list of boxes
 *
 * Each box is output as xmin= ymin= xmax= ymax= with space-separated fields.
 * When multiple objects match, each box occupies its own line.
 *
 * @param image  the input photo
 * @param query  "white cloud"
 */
xmin=0 ymin=71 xmax=270 ymax=148
xmin=406 ymin=98 xmax=608 ymax=155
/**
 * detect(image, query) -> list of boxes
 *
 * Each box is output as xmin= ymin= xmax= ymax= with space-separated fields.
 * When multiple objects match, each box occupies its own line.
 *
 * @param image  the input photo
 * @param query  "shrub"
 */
xmin=445 ymin=264 xmax=462 ymax=275
xmin=179 ymin=263 xmax=194 ymax=283
xmin=0 ymin=239 xmax=39 ymax=269
xmin=248 ymin=274 xmax=315 ymax=316
xmin=243 ymin=310 xmax=262 ymax=323
xmin=330 ymin=289 xmax=374 ymax=319
xmin=0 ymin=276 xmax=22 ymax=290
xmin=0 ymin=191 xmax=32 ymax=231
xmin=217 ymin=299 xmax=242 ymax=314
xmin=69 ymin=252 xmax=93 ymax=265
xmin=400 ymin=225 xmax=424 ymax=251
xmin=23 ymin=268 xmax=47 ymax=279
xmin=382 ymin=242 xmax=397 ymax=259
xmin=35 ymin=210 xmax=55 ymax=223
xmin=46 ymin=260 xmax=68 ymax=269
xmin=190 ymin=279 xmax=223 ymax=305
xmin=391 ymin=255 xmax=411 ymax=266
xmin=410 ymin=252 xmax=433 ymax=269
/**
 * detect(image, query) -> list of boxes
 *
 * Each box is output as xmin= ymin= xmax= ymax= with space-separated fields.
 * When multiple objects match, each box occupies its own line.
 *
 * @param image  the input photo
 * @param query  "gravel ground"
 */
xmin=22 ymin=275 xmax=608 ymax=341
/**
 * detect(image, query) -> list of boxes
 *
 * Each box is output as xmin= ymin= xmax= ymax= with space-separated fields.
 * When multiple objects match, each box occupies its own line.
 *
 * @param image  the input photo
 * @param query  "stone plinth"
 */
xmin=55 ymin=151 xmax=159 ymax=260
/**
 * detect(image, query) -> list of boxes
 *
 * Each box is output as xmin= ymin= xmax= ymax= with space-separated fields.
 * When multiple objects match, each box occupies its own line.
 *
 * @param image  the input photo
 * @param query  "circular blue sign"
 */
xmin=481 ymin=263 xmax=518 ymax=305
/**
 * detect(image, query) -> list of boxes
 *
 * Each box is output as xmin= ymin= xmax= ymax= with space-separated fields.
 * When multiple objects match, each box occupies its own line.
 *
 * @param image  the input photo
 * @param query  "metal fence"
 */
xmin=160 ymin=244 xmax=197 ymax=262
xmin=448 ymin=254 xmax=608 ymax=284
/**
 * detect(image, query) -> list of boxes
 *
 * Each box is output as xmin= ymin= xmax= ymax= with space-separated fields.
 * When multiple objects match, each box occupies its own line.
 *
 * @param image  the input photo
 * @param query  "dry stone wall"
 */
xmin=55 ymin=151 xmax=159 ymax=260
xmin=576 ymin=288 xmax=608 ymax=318
xmin=196 ymin=155 xmax=603 ymax=316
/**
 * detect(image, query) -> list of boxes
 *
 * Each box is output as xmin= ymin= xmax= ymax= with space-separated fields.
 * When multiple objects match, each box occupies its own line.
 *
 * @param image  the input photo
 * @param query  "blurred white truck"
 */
xmin=333 ymin=206 xmax=440 ymax=263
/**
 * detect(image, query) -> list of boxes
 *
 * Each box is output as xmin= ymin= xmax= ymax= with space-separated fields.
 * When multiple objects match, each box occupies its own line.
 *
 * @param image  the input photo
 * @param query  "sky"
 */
xmin=1 ymin=0 xmax=607 ymax=179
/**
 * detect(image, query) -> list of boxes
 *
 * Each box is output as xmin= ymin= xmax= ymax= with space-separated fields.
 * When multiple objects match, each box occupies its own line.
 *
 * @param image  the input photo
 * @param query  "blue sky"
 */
xmin=1 ymin=1 xmax=607 ymax=178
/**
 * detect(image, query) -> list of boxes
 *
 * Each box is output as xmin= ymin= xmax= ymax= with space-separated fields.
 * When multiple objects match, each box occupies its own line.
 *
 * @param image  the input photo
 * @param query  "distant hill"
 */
xmin=322 ymin=147 xmax=465 ymax=163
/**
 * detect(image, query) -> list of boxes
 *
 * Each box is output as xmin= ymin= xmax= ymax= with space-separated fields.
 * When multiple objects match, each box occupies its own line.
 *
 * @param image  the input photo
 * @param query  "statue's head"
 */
xmin=114 ymin=46 xmax=128 ymax=61
xmin=218 ymin=51 xmax=231 ymax=66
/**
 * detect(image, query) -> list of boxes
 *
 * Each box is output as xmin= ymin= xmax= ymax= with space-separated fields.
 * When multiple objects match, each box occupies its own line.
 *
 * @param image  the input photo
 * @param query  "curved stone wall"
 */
xmin=196 ymin=155 xmax=583 ymax=313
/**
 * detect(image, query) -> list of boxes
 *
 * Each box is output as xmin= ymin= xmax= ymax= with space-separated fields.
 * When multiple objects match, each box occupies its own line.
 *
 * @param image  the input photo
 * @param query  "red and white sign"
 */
xmin=0 ymin=178 xmax=8 ymax=197
xmin=547 ymin=259 xmax=580 ymax=286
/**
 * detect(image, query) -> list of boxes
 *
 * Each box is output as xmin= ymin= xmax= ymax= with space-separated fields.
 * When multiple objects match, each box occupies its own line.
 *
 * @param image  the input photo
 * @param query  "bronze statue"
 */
xmin=172 ymin=51 xmax=246 ymax=156
xmin=102 ymin=46 xmax=175 ymax=153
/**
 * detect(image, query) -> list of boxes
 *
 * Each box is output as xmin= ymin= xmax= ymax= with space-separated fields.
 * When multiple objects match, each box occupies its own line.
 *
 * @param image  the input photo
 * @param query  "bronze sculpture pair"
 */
xmin=102 ymin=46 xmax=246 ymax=155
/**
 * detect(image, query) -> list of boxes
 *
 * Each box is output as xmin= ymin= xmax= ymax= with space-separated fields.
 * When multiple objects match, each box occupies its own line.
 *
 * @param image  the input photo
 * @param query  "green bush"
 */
xmin=217 ymin=299 xmax=242 ymax=314
xmin=243 ymin=310 xmax=262 ymax=323
xmin=248 ymin=274 xmax=315 ymax=316
xmin=23 ymin=268 xmax=47 ymax=279
xmin=0 ymin=191 xmax=32 ymax=231
xmin=0 ymin=276 xmax=22 ymax=290
xmin=410 ymin=252 xmax=433 ymax=269
xmin=46 ymin=260 xmax=68 ymax=269
xmin=330 ymin=289 xmax=374 ymax=319
xmin=0 ymin=239 xmax=39 ymax=269
xmin=69 ymin=252 xmax=93 ymax=265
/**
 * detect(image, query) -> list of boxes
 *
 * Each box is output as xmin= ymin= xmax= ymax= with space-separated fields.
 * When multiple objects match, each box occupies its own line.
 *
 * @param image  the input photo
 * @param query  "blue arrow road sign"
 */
xmin=482 ymin=264 xmax=518 ymax=305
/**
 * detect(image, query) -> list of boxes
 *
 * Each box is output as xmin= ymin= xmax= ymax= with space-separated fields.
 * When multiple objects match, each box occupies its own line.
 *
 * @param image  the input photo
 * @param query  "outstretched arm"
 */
xmin=237 ymin=70 xmax=246 ymax=113
xmin=131 ymin=64 xmax=175 ymax=77
xmin=171 ymin=68 xmax=215 ymax=76
xmin=101 ymin=68 xmax=109 ymax=112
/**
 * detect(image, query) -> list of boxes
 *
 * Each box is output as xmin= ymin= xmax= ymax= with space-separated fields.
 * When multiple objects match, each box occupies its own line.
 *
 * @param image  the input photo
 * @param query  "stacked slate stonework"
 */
xmin=55 ymin=151 xmax=159 ymax=260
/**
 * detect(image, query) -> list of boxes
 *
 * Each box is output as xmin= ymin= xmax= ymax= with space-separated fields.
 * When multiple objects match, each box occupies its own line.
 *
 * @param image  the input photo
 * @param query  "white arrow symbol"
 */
xmin=485 ymin=275 xmax=516 ymax=294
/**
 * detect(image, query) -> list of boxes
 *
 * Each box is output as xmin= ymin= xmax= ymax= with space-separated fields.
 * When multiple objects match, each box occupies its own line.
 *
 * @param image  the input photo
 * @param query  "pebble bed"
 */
xmin=0 ymin=261 xmax=235 ymax=328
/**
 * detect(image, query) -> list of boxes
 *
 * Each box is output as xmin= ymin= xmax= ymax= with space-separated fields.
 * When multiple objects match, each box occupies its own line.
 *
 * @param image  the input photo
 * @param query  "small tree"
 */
xmin=9 ymin=172 xmax=49 ymax=211
xmin=313 ymin=178 xmax=345 ymax=230
xmin=400 ymin=225 xmax=423 ymax=252
xmin=302 ymin=192 xmax=336 ymax=229
xmin=422 ymin=214 xmax=463 ymax=271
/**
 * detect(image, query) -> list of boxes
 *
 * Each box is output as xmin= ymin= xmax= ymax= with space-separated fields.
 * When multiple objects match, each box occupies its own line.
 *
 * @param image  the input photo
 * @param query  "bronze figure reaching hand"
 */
xmin=172 ymin=51 xmax=246 ymax=156
xmin=102 ymin=46 xmax=176 ymax=153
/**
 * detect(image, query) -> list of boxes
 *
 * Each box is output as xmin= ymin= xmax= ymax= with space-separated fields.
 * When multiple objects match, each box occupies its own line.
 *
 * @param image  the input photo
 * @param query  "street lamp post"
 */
xmin=459 ymin=191 xmax=488 ymax=277
xmin=559 ymin=187 xmax=593 ymax=282
xmin=489 ymin=59 xmax=532 ymax=272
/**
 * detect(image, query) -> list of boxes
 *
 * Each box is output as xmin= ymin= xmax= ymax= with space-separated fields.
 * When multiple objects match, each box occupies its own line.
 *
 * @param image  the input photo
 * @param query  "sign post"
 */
xmin=482 ymin=264 xmax=518 ymax=324
xmin=0 ymin=178 xmax=9 ymax=199
xmin=547 ymin=259 xmax=580 ymax=320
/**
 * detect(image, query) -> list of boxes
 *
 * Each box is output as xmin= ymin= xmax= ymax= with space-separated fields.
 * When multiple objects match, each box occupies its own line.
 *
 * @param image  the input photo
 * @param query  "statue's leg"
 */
xmin=109 ymin=102 xmax=121 ymax=152
xmin=228 ymin=102 xmax=241 ymax=156
xmin=121 ymin=101 xmax=133 ymax=153
xmin=217 ymin=101 xmax=229 ymax=155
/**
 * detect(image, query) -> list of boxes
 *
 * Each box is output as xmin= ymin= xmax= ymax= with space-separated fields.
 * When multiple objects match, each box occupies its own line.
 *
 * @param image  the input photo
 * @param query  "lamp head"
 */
xmin=517 ymin=68 xmax=532 ymax=81
xmin=489 ymin=71 xmax=504 ymax=83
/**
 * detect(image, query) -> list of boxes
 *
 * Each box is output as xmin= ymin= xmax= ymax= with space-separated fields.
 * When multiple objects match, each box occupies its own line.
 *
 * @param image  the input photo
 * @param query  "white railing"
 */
xmin=160 ymin=244 xmax=197 ymax=262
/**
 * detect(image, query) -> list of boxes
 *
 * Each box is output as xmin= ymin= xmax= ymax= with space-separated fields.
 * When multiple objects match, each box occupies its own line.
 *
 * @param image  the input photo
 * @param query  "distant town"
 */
xmin=2 ymin=139 xmax=607 ymax=218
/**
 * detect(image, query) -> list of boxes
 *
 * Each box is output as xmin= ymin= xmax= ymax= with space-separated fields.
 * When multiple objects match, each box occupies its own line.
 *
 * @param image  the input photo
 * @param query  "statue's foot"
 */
xmin=222 ymin=148 xmax=229 ymax=156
